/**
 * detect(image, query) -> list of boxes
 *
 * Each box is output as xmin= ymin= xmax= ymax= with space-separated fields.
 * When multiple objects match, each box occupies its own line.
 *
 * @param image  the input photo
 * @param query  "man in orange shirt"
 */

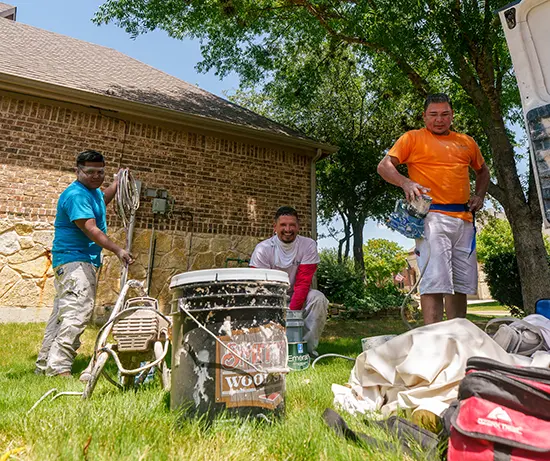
xmin=377 ymin=93 xmax=490 ymax=324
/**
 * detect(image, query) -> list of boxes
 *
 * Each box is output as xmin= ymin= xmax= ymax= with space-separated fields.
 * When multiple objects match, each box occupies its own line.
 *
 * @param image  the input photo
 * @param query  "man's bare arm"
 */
xmin=377 ymin=155 xmax=429 ymax=201
xmin=468 ymin=163 xmax=490 ymax=212
xmin=74 ymin=218 xmax=134 ymax=265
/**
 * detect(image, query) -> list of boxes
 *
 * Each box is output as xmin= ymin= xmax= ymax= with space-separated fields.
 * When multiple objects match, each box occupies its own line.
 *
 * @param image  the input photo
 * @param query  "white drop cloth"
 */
xmin=334 ymin=318 xmax=548 ymax=417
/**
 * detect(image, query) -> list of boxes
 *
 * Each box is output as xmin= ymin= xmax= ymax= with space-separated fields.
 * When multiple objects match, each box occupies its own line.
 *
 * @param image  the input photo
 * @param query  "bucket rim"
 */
xmin=170 ymin=268 xmax=290 ymax=288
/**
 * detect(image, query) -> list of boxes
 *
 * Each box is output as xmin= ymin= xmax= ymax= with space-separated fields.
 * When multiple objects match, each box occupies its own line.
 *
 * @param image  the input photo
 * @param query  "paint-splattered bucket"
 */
xmin=169 ymin=268 xmax=290 ymax=420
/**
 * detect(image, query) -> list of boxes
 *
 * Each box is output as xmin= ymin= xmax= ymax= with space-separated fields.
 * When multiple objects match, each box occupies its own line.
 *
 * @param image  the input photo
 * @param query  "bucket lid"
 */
xmin=169 ymin=268 xmax=290 ymax=288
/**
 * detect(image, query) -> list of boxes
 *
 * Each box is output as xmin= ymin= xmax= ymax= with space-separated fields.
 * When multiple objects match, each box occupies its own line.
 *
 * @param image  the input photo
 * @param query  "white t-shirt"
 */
xmin=249 ymin=235 xmax=320 ymax=294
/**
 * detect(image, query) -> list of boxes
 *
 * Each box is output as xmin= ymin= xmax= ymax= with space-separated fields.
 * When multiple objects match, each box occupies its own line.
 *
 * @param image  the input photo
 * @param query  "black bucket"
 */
xmin=169 ymin=268 xmax=290 ymax=421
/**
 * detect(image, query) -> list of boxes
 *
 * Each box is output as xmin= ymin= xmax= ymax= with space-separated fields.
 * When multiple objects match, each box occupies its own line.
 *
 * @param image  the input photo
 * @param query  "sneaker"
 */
xmin=309 ymin=350 xmax=319 ymax=359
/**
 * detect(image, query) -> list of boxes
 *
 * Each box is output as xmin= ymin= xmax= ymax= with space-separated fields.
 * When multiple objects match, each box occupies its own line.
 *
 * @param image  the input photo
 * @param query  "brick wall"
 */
xmin=0 ymin=92 xmax=315 ymax=314
xmin=0 ymin=92 xmax=313 ymax=234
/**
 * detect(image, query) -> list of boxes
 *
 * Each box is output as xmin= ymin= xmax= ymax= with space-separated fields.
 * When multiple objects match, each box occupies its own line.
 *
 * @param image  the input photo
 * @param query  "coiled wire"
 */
xmin=115 ymin=169 xmax=140 ymax=227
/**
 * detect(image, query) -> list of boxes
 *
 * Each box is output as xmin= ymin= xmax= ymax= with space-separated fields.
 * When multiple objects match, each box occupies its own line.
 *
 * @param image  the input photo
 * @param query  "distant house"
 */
xmin=0 ymin=4 xmax=335 ymax=321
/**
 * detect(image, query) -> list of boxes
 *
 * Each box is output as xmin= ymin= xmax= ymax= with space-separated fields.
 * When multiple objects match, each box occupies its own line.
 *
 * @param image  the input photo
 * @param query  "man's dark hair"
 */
xmin=274 ymin=206 xmax=299 ymax=221
xmin=424 ymin=93 xmax=453 ymax=111
xmin=76 ymin=150 xmax=105 ymax=166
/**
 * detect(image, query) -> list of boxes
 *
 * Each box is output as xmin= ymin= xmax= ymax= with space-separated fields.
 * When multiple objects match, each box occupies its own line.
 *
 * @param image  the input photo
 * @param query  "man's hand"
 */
xmin=402 ymin=179 xmax=430 ymax=202
xmin=116 ymin=248 xmax=135 ymax=266
xmin=468 ymin=194 xmax=484 ymax=213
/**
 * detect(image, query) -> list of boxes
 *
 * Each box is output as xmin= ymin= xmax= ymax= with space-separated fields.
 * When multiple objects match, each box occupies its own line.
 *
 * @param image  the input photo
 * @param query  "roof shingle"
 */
xmin=0 ymin=16 xmax=317 ymax=143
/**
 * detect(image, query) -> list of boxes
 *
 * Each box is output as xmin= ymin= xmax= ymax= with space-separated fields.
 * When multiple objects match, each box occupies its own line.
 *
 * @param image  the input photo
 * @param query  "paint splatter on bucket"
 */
xmin=170 ymin=268 xmax=289 ymax=421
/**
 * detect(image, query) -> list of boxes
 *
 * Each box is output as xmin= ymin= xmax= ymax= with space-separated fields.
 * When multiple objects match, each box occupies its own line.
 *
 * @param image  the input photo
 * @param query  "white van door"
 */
xmin=499 ymin=0 xmax=550 ymax=227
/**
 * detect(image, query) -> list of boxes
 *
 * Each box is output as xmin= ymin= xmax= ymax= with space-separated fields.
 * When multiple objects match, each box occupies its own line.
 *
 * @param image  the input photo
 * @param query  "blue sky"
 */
xmin=11 ymin=0 xmax=432 ymax=251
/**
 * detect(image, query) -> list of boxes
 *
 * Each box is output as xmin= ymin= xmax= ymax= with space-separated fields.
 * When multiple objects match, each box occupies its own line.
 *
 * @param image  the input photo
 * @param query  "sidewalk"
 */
xmin=467 ymin=299 xmax=495 ymax=305
xmin=468 ymin=310 xmax=509 ymax=317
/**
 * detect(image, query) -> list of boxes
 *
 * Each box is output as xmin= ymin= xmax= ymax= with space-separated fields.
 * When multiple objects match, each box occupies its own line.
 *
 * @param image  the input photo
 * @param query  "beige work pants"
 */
xmin=35 ymin=262 xmax=97 ymax=376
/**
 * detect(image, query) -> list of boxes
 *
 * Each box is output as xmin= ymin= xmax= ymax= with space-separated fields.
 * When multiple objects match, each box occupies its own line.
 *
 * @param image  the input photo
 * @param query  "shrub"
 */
xmin=317 ymin=249 xmax=365 ymax=306
xmin=478 ymin=216 xmax=550 ymax=316
xmin=363 ymin=239 xmax=408 ymax=286
xmin=317 ymin=249 xmax=406 ymax=317
xmin=483 ymin=251 xmax=550 ymax=317
xmin=482 ymin=251 xmax=524 ymax=316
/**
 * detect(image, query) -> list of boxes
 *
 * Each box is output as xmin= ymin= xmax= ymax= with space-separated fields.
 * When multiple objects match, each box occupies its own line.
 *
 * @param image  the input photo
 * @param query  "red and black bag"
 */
xmin=445 ymin=357 xmax=550 ymax=460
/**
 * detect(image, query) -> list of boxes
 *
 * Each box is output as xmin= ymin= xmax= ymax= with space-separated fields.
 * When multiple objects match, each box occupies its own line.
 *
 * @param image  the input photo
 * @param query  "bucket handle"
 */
xmin=177 ymin=299 xmax=289 ymax=375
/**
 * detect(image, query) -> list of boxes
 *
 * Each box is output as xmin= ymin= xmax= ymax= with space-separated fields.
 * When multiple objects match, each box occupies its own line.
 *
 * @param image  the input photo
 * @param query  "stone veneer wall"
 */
xmin=0 ymin=92 xmax=313 ymax=320
xmin=0 ymin=217 xmax=262 ymax=319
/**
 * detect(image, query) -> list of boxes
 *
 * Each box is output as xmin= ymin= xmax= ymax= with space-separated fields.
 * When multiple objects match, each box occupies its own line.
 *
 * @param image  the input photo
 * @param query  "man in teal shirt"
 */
xmin=36 ymin=150 xmax=134 ymax=377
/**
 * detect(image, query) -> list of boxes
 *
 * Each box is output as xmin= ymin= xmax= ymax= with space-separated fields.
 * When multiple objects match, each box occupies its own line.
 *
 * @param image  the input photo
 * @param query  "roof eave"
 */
xmin=0 ymin=72 xmax=338 ymax=156
xmin=0 ymin=5 xmax=16 ymax=20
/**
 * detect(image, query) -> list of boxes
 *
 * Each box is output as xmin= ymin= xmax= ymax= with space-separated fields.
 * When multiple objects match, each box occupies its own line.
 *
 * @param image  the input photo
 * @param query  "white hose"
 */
xmin=311 ymin=353 xmax=356 ymax=368
xmin=115 ymin=169 xmax=140 ymax=229
xmin=27 ymin=389 xmax=83 ymax=414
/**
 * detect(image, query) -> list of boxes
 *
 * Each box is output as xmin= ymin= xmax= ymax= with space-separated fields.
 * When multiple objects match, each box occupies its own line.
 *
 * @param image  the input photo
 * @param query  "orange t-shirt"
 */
xmin=388 ymin=128 xmax=485 ymax=222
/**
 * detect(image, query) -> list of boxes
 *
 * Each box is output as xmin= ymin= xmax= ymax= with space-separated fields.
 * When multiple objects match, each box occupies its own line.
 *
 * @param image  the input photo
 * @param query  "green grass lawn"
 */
xmin=466 ymin=301 xmax=506 ymax=310
xmin=0 ymin=315 xmax=493 ymax=461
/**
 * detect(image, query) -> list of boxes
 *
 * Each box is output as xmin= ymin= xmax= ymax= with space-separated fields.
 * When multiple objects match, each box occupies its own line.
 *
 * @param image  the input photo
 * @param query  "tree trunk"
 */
xmin=481 ymin=106 xmax=550 ymax=313
xmin=453 ymin=52 xmax=550 ymax=314
xmin=344 ymin=222 xmax=351 ymax=260
xmin=337 ymin=237 xmax=344 ymax=264
xmin=337 ymin=212 xmax=351 ymax=264
xmin=350 ymin=217 xmax=365 ymax=274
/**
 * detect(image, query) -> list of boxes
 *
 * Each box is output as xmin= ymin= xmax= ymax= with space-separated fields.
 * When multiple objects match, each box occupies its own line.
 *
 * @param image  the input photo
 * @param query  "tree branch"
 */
xmin=287 ymin=0 xmax=430 ymax=97
xmin=487 ymin=181 xmax=505 ymax=205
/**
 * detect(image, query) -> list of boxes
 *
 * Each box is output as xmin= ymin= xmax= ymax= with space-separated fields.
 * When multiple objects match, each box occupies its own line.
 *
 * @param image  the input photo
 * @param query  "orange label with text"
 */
xmin=215 ymin=323 xmax=287 ymax=409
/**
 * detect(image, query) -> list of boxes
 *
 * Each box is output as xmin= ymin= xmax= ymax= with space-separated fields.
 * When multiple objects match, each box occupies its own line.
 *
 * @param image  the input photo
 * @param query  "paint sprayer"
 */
xmin=81 ymin=279 xmax=172 ymax=399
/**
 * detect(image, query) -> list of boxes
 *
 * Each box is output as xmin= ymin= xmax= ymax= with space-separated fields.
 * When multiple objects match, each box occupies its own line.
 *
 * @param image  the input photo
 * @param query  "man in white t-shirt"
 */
xmin=249 ymin=206 xmax=329 ymax=356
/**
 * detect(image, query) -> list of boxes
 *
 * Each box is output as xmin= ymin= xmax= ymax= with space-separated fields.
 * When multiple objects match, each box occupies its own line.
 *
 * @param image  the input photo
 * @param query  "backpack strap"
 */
xmin=323 ymin=408 xmax=442 ymax=460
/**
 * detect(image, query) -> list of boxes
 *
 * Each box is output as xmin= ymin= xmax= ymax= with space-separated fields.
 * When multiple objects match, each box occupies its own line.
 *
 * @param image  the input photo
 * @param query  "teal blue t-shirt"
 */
xmin=52 ymin=181 xmax=107 ymax=268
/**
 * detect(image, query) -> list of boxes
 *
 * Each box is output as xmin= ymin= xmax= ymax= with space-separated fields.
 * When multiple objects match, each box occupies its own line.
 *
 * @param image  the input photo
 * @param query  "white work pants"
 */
xmin=302 ymin=289 xmax=329 ymax=354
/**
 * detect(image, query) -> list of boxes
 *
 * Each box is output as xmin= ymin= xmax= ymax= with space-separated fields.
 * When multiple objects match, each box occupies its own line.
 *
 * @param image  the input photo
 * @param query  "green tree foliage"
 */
xmin=483 ymin=252 xmax=524 ymax=316
xmin=477 ymin=215 xmax=550 ymax=263
xmin=230 ymin=53 xmax=410 ymax=272
xmin=363 ymin=238 xmax=407 ymax=286
xmin=95 ymin=0 xmax=550 ymax=311
xmin=477 ymin=216 xmax=515 ymax=263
